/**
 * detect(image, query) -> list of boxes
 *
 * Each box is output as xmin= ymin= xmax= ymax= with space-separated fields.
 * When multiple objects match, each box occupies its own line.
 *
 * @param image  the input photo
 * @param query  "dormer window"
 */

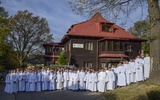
xmin=102 ymin=24 xmax=112 ymax=32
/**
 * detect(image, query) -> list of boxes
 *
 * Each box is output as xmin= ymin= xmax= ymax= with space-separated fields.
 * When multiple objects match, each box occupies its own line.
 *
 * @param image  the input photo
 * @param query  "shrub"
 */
xmin=147 ymin=90 xmax=160 ymax=100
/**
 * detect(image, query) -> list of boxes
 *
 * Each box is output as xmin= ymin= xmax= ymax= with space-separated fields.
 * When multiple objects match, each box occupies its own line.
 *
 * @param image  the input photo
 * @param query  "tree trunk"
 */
xmin=17 ymin=55 xmax=24 ymax=67
xmin=18 ymin=59 xmax=23 ymax=67
xmin=148 ymin=0 xmax=160 ymax=83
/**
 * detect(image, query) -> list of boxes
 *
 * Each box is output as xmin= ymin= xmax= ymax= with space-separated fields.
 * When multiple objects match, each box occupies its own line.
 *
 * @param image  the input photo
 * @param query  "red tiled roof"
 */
xmin=99 ymin=53 xmax=128 ymax=58
xmin=63 ymin=12 xmax=143 ymax=41
xmin=43 ymin=55 xmax=59 ymax=58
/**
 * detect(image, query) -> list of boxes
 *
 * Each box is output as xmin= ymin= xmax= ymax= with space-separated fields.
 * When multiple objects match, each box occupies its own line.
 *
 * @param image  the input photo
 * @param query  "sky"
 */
xmin=1 ymin=0 xmax=148 ymax=42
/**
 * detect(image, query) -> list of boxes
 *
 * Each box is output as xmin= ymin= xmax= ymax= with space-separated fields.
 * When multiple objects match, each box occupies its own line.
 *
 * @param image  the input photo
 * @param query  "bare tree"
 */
xmin=7 ymin=10 xmax=53 ymax=67
xmin=69 ymin=0 xmax=160 ymax=83
xmin=69 ymin=0 xmax=146 ymax=22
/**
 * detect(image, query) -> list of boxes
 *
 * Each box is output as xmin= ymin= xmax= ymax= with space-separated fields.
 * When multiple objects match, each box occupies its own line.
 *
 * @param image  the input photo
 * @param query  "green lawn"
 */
xmin=100 ymin=81 xmax=160 ymax=100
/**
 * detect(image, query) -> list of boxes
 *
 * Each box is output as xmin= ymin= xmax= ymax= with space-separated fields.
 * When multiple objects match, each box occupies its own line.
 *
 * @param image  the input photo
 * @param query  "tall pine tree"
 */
xmin=57 ymin=51 xmax=68 ymax=65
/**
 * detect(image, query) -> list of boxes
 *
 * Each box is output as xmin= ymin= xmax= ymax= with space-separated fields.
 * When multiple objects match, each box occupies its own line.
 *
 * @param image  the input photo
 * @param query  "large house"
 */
xmin=44 ymin=13 xmax=146 ymax=70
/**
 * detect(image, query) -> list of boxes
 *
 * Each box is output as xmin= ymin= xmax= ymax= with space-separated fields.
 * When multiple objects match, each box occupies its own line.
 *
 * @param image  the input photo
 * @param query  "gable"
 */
xmin=62 ymin=12 xmax=144 ymax=43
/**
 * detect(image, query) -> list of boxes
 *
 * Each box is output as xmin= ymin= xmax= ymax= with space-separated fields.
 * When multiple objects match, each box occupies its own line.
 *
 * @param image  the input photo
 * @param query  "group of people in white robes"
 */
xmin=112 ymin=53 xmax=151 ymax=88
xmin=4 ymin=54 xmax=150 ymax=94
xmin=4 ymin=67 xmax=115 ymax=94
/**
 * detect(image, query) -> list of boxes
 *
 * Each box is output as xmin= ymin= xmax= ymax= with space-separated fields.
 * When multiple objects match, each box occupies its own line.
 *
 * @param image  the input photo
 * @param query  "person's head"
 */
xmin=81 ymin=69 xmax=84 ymax=72
xmin=123 ymin=61 xmax=126 ymax=64
xmin=133 ymin=59 xmax=135 ymax=62
xmin=50 ymin=70 xmax=53 ymax=73
xmin=141 ymin=53 xmax=144 ymax=56
xmin=125 ymin=60 xmax=129 ymax=64
xmin=58 ymin=70 xmax=61 ymax=74
xmin=92 ymin=69 xmax=95 ymax=73
xmin=130 ymin=59 xmax=133 ymax=62
xmin=137 ymin=55 xmax=140 ymax=58
xmin=119 ymin=62 xmax=122 ymax=66
xmin=108 ymin=67 xmax=112 ymax=71
xmin=20 ymin=70 xmax=23 ymax=73
xmin=74 ymin=70 xmax=77 ymax=73
xmin=24 ymin=69 xmax=27 ymax=73
xmin=16 ymin=68 xmax=19 ymax=71
xmin=13 ymin=70 xmax=16 ymax=73
xmin=30 ymin=70 xmax=33 ymax=73
xmin=146 ymin=53 xmax=149 ymax=57
xmin=111 ymin=65 xmax=115 ymax=68
xmin=64 ymin=69 xmax=67 ymax=72
xmin=29 ymin=69 xmax=31 ymax=72
xmin=61 ymin=68 xmax=64 ymax=70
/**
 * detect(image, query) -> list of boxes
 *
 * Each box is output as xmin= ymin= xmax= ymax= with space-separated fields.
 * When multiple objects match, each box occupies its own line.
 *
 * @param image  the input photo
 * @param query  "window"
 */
xmin=107 ymin=63 xmax=112 ymax=68
xmin=85 ymin=42 xmax=93 ymax=50
xmin=101 ymin=62 xmax=106 ymax=69
xmin=55 ymin=47 xmax=59 ymax=52
xmin=102 ymin=24 xmax=112 ymax=32
xmin=46 ymin=47 xmax=48 ymax=53
xmin=126 ymin=44 xmax=132 ymax=52
xmin=108 ymin=41 xmax=112 ymax=51
xmin=46 ymin=46 xmax=53 ymax=53
xmin=107 ymin=41 xmax=124 ymax=51
xmin=101 ymin=42 xmax=105 ymax=51
xmin=113 ymin=41 xmax=119 ymax=51
xmin=84 ymin=62 xmax=93 ymax=68
xmin=120 ymin=42 xmax=124 ymax=51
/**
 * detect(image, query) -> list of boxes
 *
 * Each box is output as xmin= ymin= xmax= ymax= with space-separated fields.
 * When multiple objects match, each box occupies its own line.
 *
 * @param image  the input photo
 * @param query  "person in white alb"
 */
xmin=49 ymin=70 xmax=57 ymax=90
xmin=143 ymin=53 xmax=150 ymax=80
xmin=97 ymin=69 xmax=107 ymax=92
xmin=135 ymin=55 xmax=144 ymax=82
xmin=111 ymin=65 xmax=118 ymax=88
xmin=115 ymin=63 xmax=126 ymax=87
xmin=9 ymin=70 xmax=18 ymax=94
xmin=18 ymin=70 xmax=26 ymax=92
xmin=29 ymin=70 xmax=37 ymax=92
xmin=68 ymin=70 xmax=73 ymax=90
xmin=89 ymin=70 xmax=98 ymax=92
xmin=129 ymin=59 xmax=137 ymax=83
xmin=84 ymin=70 xmax=91 ymax=91
xmin=79 ymin=69 xmax=86 ymax=91
xmin=42 ymin=69 xmax=50 ymax=91
xmin=25 ymin=70 xmax=30 ymax=92
xmin=63 ymin=69 xmax=69 ymax=90
xmin=123 ymin=61 xmax=131 ymax=85
xmin=72 ymin=70 xmax=79 ymax=91
xmin=56 ymin=70 xmax=63 ymax=90
xmin=36 ymin=69 xmax=42 ymax=91
xmin=106 ymin=67 xmax=115 ymax=90
xmin=4 ymin=70 xmax=11 ymax=93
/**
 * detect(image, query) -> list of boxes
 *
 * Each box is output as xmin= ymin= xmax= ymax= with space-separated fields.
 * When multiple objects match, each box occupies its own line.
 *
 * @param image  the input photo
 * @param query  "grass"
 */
xmin=100 ymin=81 xmax=160 ymax=100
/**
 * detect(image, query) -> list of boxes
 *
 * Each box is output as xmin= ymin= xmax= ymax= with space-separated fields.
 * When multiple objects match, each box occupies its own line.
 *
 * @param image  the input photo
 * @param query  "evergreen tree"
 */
xmin=57 ymin=51 xmax=68 ymax=65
